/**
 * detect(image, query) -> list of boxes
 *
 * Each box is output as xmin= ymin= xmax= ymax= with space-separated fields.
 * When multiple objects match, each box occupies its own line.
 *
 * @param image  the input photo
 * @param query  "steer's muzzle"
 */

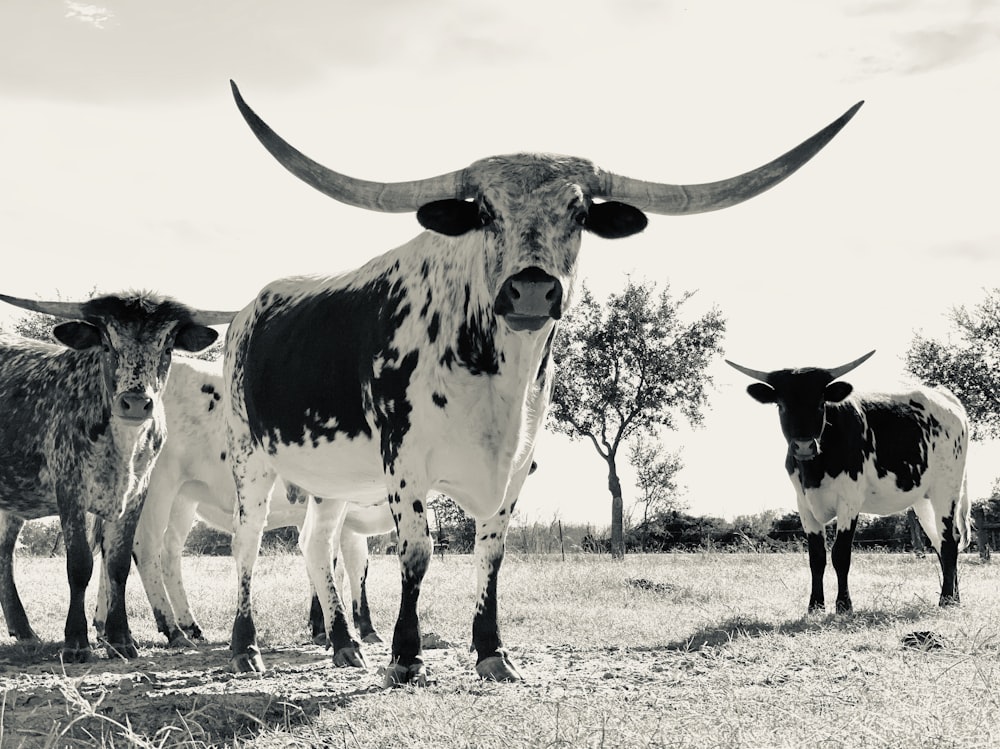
xmin=494 ymin=267 xmax=563 ymax=332
xmin=112 ymin=391 xmax=155 ymax=424
xmin=789 ymin=438 xmax=820 ymax=461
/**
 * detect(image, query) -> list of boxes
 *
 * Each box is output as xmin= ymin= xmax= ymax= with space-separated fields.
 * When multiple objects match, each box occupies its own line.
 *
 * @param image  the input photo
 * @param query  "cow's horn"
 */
xmin=190 ymin=310 xmax=239 ymax=326
xmin=724 ymin=359 xmax=772 ymax=384
xmin=595 ymin=101 xmax=863 ymax=215
xmin=826 ymin=349 xmax=876 ymax=380
xmin=231 ymin=81 xmax=470 ymax=213
xmin=0 ymin=294 xmax=87 ymax=319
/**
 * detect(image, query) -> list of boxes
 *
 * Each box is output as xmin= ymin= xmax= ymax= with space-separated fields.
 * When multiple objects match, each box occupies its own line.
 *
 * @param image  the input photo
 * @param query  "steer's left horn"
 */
xmin=231 ymin=81 xmax=470 ymax=213
xmin=0 ymin=294 xmax=87 ymax=320
xmin=596 ymin=101 xmax=863 ymax=215
xmin=190 ymin=310 xmax=240 ymax=326
xmin=724 ymin=359 xmax=772 ymax=384
xmin=826 ymin=350 xmax=876 ymax=380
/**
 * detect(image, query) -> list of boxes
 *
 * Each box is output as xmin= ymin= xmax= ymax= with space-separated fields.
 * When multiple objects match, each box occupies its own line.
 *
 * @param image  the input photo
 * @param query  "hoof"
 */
xmin=229 ymin=646 xmax=266 ymax=674
xmin=105 ymin=641 xmax=139 ymax=660
xmin=312 ymin=632 xmax=328 ymax=647
xmin=168 ymin=628 xmax=196 ymax=648
xmin=181 ymin=624 xmax=205 ymax=641
xmin=332 ymin=645 xmax=367 ymax=669
xmin=476 ymin=650 xmax=523 ymax=682
xmin=61 ymin=646 xmax=93 ymax=664
xmin=939 ymin=594 xmax=960 ymax=607
xmin=835 ymin=599 xmax=853 ymax=614
xmin=382 ymin=659 xmax=428 ymax=687
xmin=362 ymin=632 xmax=384 ymax=645
xmin=807 ymin=602 xmax=825 ymax=614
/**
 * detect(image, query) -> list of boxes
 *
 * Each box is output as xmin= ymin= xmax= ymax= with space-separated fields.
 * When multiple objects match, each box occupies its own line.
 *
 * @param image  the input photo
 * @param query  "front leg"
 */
xmin=472 ymin=494 xmax=522 ymax=681
xmin=102 ymin=499 xmax=146 ymax=659
xmin=59 ymin=501 xmax=94 ymax=663
xmin=831 ymin=515 xmax=858 ymax=613
xmin=806 ymin=533 xmax=827 ymax=612
xmin=299 ymin=497 xmax=364 ymax=667
xmin=227 ymin=434 xmax=276 ymax=674
xmin=383 ymin=481 xmax=433 ymax=687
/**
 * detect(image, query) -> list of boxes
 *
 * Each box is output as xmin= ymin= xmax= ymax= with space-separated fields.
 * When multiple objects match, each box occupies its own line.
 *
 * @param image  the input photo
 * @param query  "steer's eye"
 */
xmin=573 ymin=210 xmax=588 ymax=227
xmin=479 ymin=206 xmax=494 ymax=227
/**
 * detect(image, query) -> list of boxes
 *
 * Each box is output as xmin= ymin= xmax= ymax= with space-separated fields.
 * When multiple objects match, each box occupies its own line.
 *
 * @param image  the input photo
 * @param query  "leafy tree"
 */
xmin=548 ymin=278 xmax=726 ymax=558
xmin=629 ymin=432 xmax=685 ymax=525
xmin=905 ymin=289 xmax=1000 ymax=440
xmin=427 ymin=494 xmax=476 ymax=552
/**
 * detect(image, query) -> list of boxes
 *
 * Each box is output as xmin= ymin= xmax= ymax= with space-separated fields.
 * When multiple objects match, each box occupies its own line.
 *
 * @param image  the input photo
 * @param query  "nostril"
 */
xmin=545 ymin=285 xmax=556 ymax=301
xmin=509 ymin=285 xmax=521 ymax=300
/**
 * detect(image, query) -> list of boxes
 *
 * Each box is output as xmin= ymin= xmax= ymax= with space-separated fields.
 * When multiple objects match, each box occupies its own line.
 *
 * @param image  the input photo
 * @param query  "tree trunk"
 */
xmin=607 ymin=458 xmax=625 ymax=560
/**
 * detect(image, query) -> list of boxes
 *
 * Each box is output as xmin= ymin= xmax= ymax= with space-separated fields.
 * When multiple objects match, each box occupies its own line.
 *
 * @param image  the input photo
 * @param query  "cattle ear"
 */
xmin=746 ymin=383 xmax=777 ymax=404
xmin=52 ymin=321 xmax=102 ymax=350
xmin=175 ymin=324 xmax=219 ymax=352
xmin=417 ymin=199 xmax=480 ymax=236
xmin=825 ymin=381 xmax=853 ymax=403
xmin=586 ymin=201 xmax=648 ymax=239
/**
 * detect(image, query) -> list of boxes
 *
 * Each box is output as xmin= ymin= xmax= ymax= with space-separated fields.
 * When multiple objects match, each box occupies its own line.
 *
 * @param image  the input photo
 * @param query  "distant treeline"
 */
xmin=18 ymin=497 xmax=1000 ymax=556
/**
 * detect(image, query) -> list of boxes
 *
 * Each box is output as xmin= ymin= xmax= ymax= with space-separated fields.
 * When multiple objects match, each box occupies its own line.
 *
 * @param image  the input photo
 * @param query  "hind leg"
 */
xmin=0 ymin=512 xmax=36 ymax=641
xmin=911 ymin=499 xmax=959 ymax=606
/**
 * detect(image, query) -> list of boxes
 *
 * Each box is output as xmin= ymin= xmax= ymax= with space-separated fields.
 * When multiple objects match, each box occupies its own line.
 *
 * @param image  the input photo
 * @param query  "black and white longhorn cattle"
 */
xmin=93 ymin=356 xmax=393 ymax=648
xmin=727 ymin=350 xmax=971 ymax=612
xmin=223 ymin=80 xmax=861 ymax=684
xmin=0 ymin=292 xmax=231 ymax=661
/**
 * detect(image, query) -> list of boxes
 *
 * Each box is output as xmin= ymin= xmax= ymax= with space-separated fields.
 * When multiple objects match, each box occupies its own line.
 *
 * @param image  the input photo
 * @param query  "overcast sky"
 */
xmin=2 ymin=1 xmax=999 ymax=526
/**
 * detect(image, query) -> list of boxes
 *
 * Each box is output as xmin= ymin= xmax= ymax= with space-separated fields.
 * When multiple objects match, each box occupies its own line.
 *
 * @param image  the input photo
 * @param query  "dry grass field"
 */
xmin=1 ymin=549 xmax=998 ymax=747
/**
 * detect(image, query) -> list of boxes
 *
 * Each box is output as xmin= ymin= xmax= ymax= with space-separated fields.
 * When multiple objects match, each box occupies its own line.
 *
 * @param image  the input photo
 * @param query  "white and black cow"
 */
xmin=93 ymin=356 xmax=393 ymax=647
xmin=0 ymin=292 xmax=231 ymax=661
xmin=727 ymin=350 xmax=971 ymax=612
xmin=223 ymin=81 xmax=862 ymax=684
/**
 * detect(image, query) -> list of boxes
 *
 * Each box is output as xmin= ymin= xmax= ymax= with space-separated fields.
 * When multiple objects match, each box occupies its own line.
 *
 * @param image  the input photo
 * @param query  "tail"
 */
xmin=89 ymin=515 xmax=105 ymax=556
xmin=956 ymin=473 xmax=972 ymax=552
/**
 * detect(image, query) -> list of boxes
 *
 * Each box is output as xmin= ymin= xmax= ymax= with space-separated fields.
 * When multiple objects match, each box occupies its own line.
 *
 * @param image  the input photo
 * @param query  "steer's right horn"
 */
xmin=231 ymin=81 xmax=470 ymax=213
xmin=596 ymin=101 xmax=863 ymax=215
xmin=724 ymin=359 xmax=773 ymax=384
xmin=0 ymin=294 xmax=87 ymax=320
xmin=825 ymin=350 xmax=876 ymax=380
xmin=190 ymin=309 xmax=239 ymax=326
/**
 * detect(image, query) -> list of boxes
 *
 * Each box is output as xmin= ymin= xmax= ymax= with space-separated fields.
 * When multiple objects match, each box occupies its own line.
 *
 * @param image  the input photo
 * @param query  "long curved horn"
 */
xmin=826 ymin=349 xmax=876 ymax=380
xmin=190 ymin=310 xmax=239 ymax=326
xmin=231 ymin=81 xmax=470 ymax=213
xmin=595 ymin=101 xmax=863 ymax=215
xmin=724 ymin=359 xmax=772 ymax=383
xmin=0 ymin=294 xmax=87 ymax=319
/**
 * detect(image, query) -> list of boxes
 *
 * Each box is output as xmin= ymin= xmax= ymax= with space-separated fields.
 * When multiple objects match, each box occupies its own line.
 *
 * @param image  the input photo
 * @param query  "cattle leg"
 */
xmin=831 ymin=517 xmax=858 ymax=613
xmin=383 ymin=485 xmax=433 ymax=687
xmin=341 ymin=525 xmax=381 ymax=643
xmin=161 ymin=497 xmax=203 ymax=641
xmin=130 ymin=484 xmax=194 ymax=648
xmin=299 ymin=497 xmax=365 ymax=667
xmin=938 ymin=505 xmax=960 ymax=606
xmin=806 ymin=532 xmax=826 ymax=612
xmin=472 ymin=496 xmax=522 ymax=681
xmin=59 ymin=503 xmax=94 ymax=662
xmin=0 ymin=512 xmax=37 ymax=641
xmin=101 ymin=501 xmax=145 ymax=659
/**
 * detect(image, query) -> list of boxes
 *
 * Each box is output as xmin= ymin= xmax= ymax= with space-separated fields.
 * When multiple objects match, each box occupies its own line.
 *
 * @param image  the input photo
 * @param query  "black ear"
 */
xmin=417 ymin=199 xmax=480 ymax=236
xmin=747 ymin=382 xmax=777 ymax=404
xmin=585 ymin=201 xmax=648 ymax=239
xmin=825 ymin=381 xmax=853 ymax=403
xmin=175 ymin=324 xmax=219 ymax=352
xmin=52 ymin=321 xmax=102 ymax=350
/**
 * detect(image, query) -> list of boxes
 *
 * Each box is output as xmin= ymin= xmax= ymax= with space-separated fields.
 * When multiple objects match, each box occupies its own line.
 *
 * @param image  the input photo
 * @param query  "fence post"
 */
xmin=558 ymin=520 xmax=565 ymax=562
xmin=973 ymin=506 xmax=990 ymax=561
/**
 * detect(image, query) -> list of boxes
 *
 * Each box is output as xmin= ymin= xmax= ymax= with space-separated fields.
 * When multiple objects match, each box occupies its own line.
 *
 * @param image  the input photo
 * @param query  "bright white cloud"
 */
xmin=64 ymin=1 xmax=113 ymax=29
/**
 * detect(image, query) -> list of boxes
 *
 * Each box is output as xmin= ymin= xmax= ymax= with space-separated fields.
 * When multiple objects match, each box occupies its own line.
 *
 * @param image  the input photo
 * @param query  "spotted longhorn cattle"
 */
xmin=93 ymin=356 xmax=393 ymax=648
xmin=727 ymin=350 xmax=971 ymax=612
xmin=0 ymin=292 xmax=231 ymax=661
xmin=223 ymin=80 xmax=862 ymax=684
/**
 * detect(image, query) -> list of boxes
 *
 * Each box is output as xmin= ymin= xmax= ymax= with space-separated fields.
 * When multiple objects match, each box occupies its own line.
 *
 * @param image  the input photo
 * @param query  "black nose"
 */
xmin=113 ymin=392 xmax=154 ymax=422
xmin=494 ymin=267 xmax=563 ymax=323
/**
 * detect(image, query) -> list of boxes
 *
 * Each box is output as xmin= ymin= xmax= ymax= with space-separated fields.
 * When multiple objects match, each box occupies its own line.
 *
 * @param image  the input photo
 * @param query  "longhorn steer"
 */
xmin=727 ymin=351 xmax=971 ymax=612
xmin=93 ymin=356 xmax=393 ymax=647
xmin=0 ymin=292 xmax=231 ymax=661
xmin=223 ymin=81 xmax=862 ymax=684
